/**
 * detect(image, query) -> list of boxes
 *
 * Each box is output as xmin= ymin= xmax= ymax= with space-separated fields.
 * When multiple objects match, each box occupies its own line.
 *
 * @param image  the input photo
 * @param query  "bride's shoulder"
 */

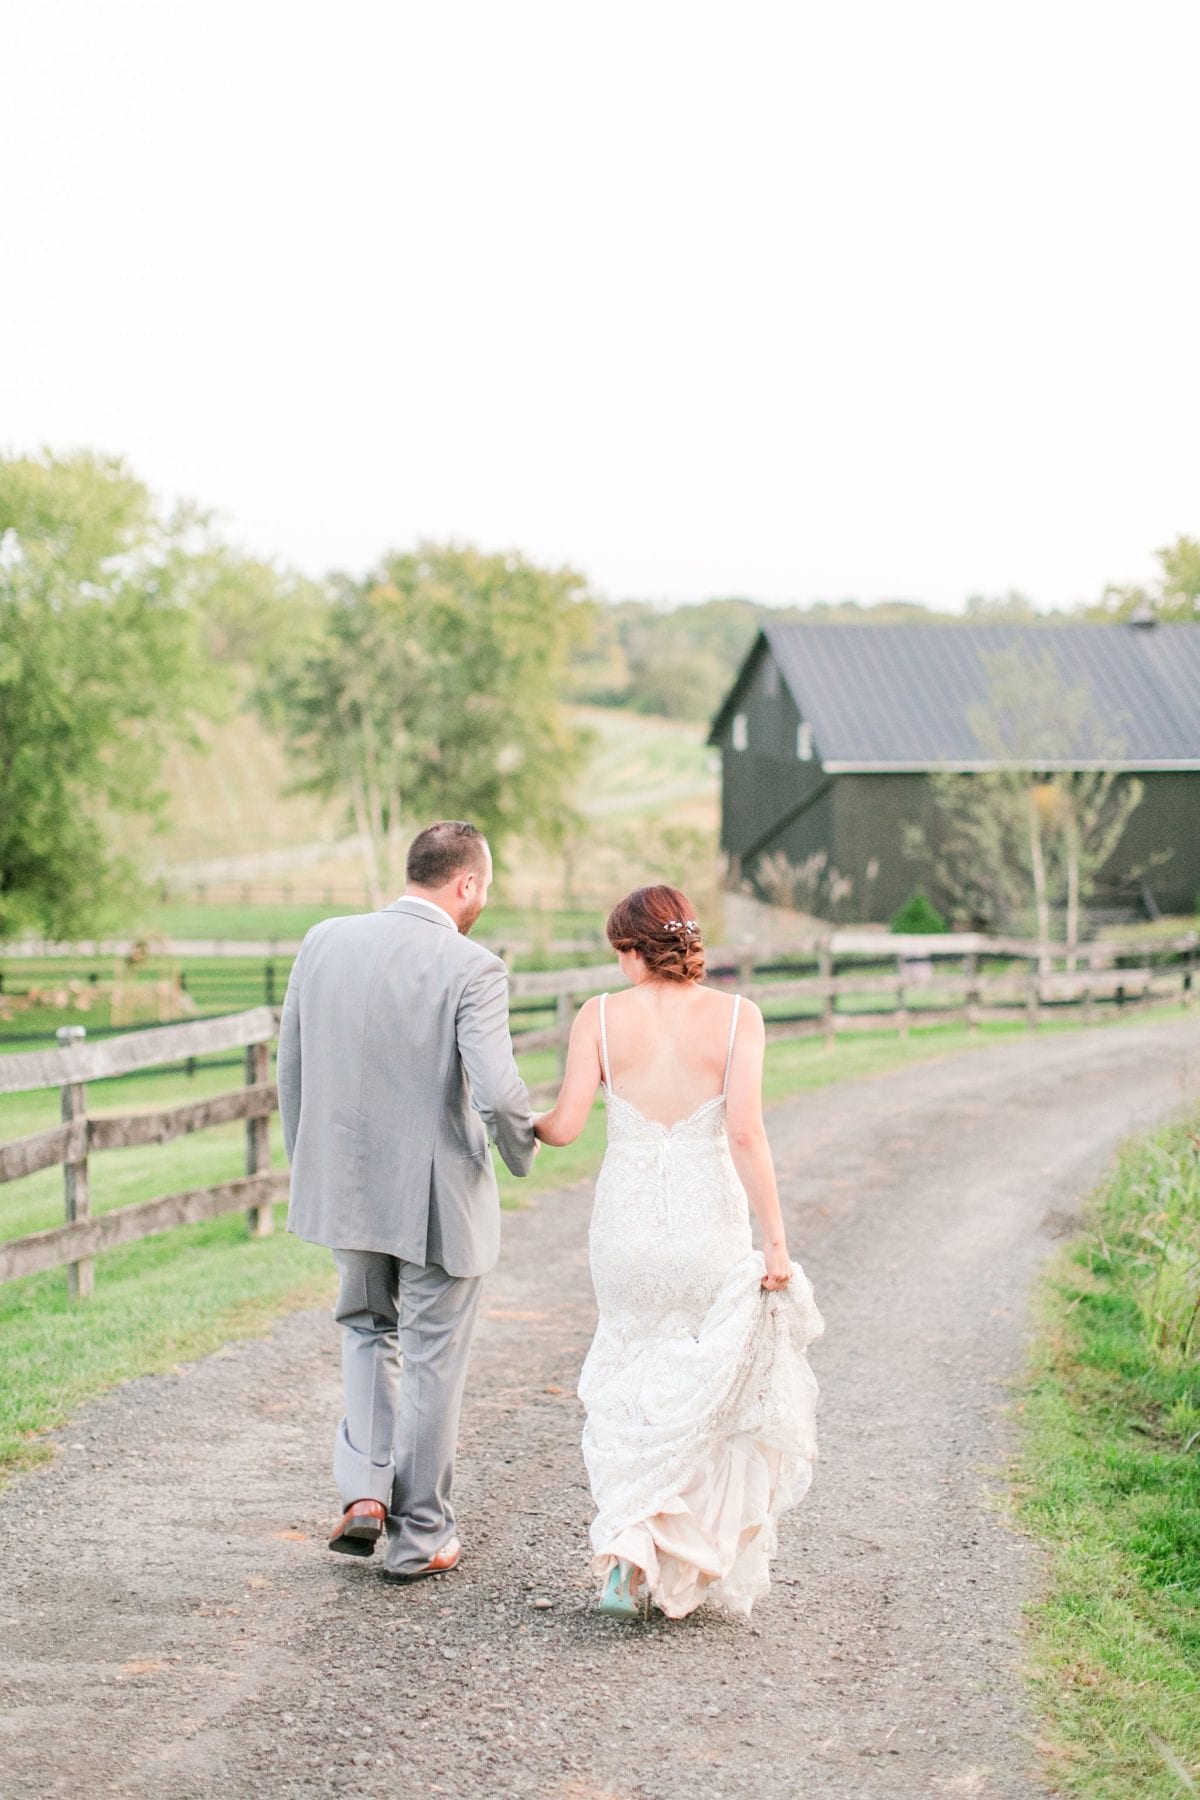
xmin=734 ymin=994 xmax=765 ymax=1034
xmin=705 ymin=987 xmax=764 ymax=1040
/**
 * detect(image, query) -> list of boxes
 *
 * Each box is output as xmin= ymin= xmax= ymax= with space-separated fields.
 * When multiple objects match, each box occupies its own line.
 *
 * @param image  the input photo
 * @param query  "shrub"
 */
xmin=889 ymin=890 xmax=949 ymax=934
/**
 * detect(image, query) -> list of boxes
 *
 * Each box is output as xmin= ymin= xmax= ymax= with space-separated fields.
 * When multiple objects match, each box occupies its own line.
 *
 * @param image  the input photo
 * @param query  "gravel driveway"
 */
xmin=3 ymin=1014 xmax=1198 ymax=1799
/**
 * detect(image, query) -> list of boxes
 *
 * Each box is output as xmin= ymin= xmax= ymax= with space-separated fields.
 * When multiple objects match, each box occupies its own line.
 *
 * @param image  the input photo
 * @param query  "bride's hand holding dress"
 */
xmin=534 ymin=911 xmax=823 ymax=1622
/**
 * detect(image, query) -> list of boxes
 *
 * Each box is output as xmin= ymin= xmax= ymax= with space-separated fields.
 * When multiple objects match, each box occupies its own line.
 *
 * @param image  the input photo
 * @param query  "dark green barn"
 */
xmin=707 ymin=620 xmax=1200 ymax=924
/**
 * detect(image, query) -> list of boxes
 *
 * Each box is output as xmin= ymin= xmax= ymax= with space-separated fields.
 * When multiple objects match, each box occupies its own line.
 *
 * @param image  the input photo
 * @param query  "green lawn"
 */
xmin=1015 ymin=1112 xmax=1200 ymax=1797
xmin=130 ymin=900 xmax=610 ymax=945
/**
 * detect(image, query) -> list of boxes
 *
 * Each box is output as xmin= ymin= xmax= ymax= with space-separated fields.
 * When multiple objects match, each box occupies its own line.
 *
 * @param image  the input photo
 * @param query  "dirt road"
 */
xmin=3 ymin=1014 xmax=1198 ymax=1799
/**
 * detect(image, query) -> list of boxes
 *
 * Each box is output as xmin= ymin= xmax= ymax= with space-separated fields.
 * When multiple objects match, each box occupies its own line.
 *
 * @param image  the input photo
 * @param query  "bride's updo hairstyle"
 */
xmin=606 ymin=884 xmax=705 ymax=984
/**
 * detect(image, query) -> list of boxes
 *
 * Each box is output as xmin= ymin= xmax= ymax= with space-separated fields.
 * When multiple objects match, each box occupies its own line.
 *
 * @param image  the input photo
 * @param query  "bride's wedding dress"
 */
xmin=578 ymin=993 xmax=824 ymax=1618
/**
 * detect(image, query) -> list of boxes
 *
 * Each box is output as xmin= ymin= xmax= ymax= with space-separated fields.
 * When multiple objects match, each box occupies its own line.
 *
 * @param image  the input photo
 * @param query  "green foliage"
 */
xmin=0 ymin=451 xmax=209 ymax=939
xmin=188 ymin=546 xmax=327 ymax=688
xmin=1095 ymin=1126 xmax=1200 ymax=1368
xmin=1017 ymin=1115 xmax=1200 ymax=1795
xmin=1088 ymin=532 xmax=1200 ymax=624
xmin=264 ymin=543 xmax=595 ymax=899
xmin=889 ymin=889 xmax=948 ymax=933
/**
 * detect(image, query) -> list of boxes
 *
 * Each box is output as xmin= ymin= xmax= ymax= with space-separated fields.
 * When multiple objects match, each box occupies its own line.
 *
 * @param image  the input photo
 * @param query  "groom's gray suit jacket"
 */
xmin=277 ymin=899 xmax=536 ymax=1277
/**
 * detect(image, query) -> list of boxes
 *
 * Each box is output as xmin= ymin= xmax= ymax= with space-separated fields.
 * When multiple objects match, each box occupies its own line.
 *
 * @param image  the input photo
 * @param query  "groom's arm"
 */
xmin=277 ymin=942 xmax=304 ymax=1162
xmin=456 ymin=961 xmax=537 ymax=1177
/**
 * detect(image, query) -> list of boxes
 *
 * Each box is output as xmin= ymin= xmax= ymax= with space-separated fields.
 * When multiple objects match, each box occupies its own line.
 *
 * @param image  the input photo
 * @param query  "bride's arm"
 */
xmin=724 ymin=1001 xmax=792 ymax=1289
xmin=533 ymin=995 xmax=603 ymax=1146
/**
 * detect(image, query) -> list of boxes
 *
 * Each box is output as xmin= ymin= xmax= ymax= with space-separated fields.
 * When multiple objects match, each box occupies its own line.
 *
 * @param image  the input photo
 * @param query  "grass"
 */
xmin=1 ymin=1001 xmax=1192 ymax=1488
xmin=0 ymin=934 xmax=606 ymax=1044
xmin=1014 ymin=1112 xmax=1200 ymax=1797
xmin=125 ymin=900 xmax=612 ymax=945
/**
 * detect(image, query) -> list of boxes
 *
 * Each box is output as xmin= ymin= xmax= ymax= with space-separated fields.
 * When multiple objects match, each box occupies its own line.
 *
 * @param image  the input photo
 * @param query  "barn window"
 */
xmin=797 ymin=720 xmax=813 ymax=761
xmin=732 ymin=712 xmax=748 ymax=751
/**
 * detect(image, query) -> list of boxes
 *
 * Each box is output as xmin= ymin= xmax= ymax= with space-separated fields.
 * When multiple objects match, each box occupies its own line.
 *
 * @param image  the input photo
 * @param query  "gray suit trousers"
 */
xmin=332 ymin=1250 xmax=483 ymax=1573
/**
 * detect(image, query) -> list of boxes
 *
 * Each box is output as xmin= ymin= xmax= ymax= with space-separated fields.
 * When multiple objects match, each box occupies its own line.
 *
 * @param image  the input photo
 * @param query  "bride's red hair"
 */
xmin=605 ymin=885 xmax=705 ymax=984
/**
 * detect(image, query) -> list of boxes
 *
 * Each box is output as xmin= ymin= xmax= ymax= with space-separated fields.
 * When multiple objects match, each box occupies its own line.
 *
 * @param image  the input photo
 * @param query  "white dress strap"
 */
xmin=722 ymin=994 xmax=742 ymax=1094
xmin=598 ymin=991 xmax=613 ymax=1090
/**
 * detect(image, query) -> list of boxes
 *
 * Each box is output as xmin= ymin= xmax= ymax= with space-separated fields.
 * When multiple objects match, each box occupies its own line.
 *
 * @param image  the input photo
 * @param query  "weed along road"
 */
xmin=2 ymin=1014 xmax=1198 ymax=1798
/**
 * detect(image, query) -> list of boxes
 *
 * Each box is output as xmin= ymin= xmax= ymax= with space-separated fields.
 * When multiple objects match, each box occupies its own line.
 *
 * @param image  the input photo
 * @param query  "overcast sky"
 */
xmin=2 ymin=1 xmax=1197 ymax=611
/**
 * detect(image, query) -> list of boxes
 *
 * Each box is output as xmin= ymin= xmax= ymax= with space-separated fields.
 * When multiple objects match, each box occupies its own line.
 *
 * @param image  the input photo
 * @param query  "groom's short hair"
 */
xmin=406 ymin=821 xmax=488 ymax=887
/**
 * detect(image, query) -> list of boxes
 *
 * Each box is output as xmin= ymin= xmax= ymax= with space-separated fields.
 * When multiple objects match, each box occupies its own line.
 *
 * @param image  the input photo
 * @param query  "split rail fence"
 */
xmin=509 ymin=930 xmax=1199 ymax=1092
xmin=0 ymin=1008 xmax=281 ymax=1300
xmin=0 ymin=932 xmax=1194 ymax=1299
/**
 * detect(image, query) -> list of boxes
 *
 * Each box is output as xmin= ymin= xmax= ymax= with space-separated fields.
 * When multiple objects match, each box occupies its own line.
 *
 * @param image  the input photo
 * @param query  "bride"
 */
xmin=534 ymin=884 xmax=824 ymax=1621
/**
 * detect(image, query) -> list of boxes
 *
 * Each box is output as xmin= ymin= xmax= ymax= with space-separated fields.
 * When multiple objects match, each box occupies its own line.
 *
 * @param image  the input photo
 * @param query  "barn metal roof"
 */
xmin=708 ymin=622 xmax=1200 ymax=770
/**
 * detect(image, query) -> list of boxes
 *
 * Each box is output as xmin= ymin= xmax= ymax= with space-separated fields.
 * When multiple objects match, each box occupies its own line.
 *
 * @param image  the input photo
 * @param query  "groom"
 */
xmin=277 ymin=820 xmax=537 ymax=1581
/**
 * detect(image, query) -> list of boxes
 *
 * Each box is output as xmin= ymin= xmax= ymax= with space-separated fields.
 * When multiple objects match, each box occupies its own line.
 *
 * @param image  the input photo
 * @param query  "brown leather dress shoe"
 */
xmin=328 ymin=1498 xmax=387 ymax=1556
xmin=378 ymin=1538 xmax=462 ymax=1583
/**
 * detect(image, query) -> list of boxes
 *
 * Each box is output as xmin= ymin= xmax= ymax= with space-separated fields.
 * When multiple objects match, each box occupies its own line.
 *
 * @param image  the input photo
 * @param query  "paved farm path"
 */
xmin=3 ymin=1014 xmax=1198 ymax=1799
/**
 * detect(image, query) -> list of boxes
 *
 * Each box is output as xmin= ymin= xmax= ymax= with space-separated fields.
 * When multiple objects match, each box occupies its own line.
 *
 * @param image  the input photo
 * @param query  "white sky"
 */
xmin=2 ymin=1 xmax=1197 ymax=611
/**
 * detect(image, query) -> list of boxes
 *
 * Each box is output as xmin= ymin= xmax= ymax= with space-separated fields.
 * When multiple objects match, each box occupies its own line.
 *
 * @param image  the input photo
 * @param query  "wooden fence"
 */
xmin=507 ymin=931 xmax=1199 ymax=1080
xmin=0 ymin=1008 xmax=281 ymax=1299
xmin=1 ymin=932 xmax=1195 ymax=1298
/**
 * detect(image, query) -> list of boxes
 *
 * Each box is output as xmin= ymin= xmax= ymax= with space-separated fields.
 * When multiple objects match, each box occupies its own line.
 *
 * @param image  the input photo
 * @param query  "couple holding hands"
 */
xmin=279 ymin=820 xmax=822 ymax=1621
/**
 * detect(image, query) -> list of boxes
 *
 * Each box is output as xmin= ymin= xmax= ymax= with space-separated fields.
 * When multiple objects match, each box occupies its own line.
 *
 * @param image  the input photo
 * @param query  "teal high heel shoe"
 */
xmin=597 ymin=1559 xmax=644 ymax=1619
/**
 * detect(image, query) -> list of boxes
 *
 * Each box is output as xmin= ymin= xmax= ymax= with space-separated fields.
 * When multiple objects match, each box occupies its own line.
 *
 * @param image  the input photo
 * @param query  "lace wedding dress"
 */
xmin=577 ymin=993 xmax=825 ymax=1619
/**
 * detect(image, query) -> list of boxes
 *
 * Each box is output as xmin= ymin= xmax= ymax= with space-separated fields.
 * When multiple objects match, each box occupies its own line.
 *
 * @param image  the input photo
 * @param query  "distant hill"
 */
xmin=570 ymin=593 xmax=1065 ymax=721
xmin=138 ymin=699 xmax=718 ymax=909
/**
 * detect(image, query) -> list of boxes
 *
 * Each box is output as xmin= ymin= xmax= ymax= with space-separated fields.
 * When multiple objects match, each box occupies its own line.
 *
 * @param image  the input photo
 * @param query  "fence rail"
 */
xmin=2 ymin=934 xmax=1195 ymax=1298
xmin=507 ymin=931 xmax=1198 ymax=1070
xmin=0 ymin=1009 xmax=280 ymax=1297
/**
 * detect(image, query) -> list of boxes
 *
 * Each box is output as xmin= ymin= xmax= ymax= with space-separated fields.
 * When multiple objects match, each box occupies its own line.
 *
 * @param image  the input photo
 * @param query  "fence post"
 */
xmin=1082 ymin=945 xmax=1099 ymax=1025
xmin=894 ymin=954 xmax=909 ymax=1040
xmin=1184 ymin=941 xmax=1195 ymax=1008
xmin=245 ymin=1039 xmax=273 ymax=1237
xmin=556 ymin=993 xmax=573 ymax=1079
xmin=57 ymin=1026 xmax=92 ymax=1302
xmin=1025 ymin=965 xmax=1040 ymax=1030
xmin=964 ymin=950 xmax=979 ymax=1036
xmin=819 ymin=944 xmax=835 ymax=1049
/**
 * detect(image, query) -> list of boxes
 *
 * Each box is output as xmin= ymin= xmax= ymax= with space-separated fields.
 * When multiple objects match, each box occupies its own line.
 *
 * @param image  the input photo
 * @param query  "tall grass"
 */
xmin=1017 ymin=1114 xmax=1200 ymax=1797
xmin=1112 ymin=1128 xmax=1200 ymax=1367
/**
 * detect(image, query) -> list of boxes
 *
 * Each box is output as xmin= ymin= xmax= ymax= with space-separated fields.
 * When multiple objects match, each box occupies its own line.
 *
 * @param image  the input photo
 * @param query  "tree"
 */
xmin=267 ymin=543 xmax=595 ymax=905
xmin=890 ymin=890 xmax=949 ymax=934
xmin=904 ymin=648 xmax=1145 ymax=957
xmin=189 ymin=544 xmax=327 ymax=681
xmin=962 ymin=590 xmax=1040 ymax=621
xmin=1090 ymin=533 xmax=1200 ymax=623
xmin=0 ymin=451 xmax=207 ymax=938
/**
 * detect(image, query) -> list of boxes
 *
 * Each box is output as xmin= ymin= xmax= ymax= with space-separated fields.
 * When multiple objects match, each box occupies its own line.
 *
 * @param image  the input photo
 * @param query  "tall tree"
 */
xmin=0 ymin=451 xmax=207 ymax=937
xmin=267 ymin=543 xmax=594 ymax=904
xmin=905 ymin=648 xmax=1145 ymax=953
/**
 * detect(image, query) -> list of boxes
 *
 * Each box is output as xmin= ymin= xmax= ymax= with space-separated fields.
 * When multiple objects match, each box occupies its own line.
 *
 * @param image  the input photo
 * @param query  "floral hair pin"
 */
xmin=664 ymin=919 xmax=700 ymax=933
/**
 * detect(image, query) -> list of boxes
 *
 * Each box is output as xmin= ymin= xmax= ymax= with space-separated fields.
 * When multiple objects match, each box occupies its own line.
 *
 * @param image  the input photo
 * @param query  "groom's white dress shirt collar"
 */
xmin=395 ymin=894 xmax=457 ymax=929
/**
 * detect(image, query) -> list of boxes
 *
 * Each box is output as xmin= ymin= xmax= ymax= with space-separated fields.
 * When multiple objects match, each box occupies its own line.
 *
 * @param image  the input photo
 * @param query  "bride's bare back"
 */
xmin=598 ymin=982 xmax=738 ymax=1128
